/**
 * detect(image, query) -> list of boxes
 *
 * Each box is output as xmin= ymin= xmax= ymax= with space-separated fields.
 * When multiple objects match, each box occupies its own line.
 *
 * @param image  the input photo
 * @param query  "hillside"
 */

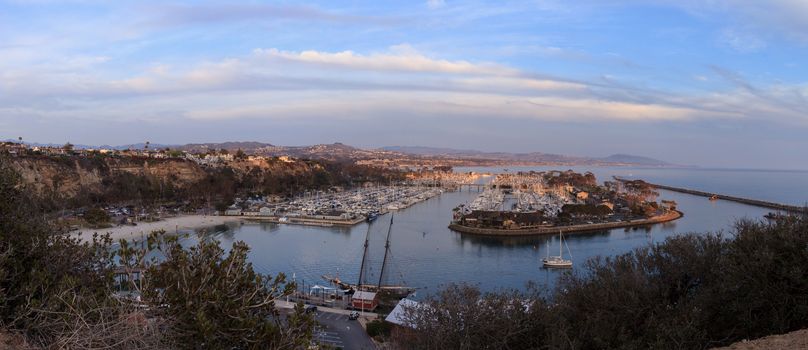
xmin=713 ymin=329 xmax=808 ymax=349
xmin=382 ymin=146 xmax=672 ymax=166
xmin=4 ymin=154 xmax=400 ymax=210
xmin=597 ymin=154 xmax=670 ymax=166
xmin=11 ymin=140 xmax=674 ymax=167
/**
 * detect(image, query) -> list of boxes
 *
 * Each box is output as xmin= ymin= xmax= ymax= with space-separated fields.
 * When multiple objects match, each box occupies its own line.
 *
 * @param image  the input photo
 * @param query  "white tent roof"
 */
xmin=385 ymin=298 xmax=421 ymax=329
xmin=309 ymin=284 xmax=336 ymax=291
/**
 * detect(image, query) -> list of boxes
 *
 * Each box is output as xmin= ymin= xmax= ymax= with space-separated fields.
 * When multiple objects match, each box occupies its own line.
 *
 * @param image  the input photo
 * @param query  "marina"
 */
xmin=449 ymin=170 xmax=681 ymax=236
xmin=174 ymin=166 xmax=789 ymax=297
xmin=223 ymin=186 xmax=443 ymax=227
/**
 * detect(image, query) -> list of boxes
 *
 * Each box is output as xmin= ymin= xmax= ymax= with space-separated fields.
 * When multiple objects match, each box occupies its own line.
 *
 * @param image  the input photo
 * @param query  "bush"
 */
xmin=400 ymin=215 xmax=808 ymax=350
xmin=0 ymin=156 xmax=167 ymax=348
xmin=366 ymin=319 xmax=393 ymax=338
xmin=0 ymin=157 xmax=315 ymax=348
xmin=84 ymin=207 xmax=111 ymax=227
xmin=117 ymin=233 xmax=316 ymax=349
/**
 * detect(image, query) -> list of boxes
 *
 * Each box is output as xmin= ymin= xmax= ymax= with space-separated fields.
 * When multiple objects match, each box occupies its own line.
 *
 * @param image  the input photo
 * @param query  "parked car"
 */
xmin=348 ymin=311 xmax=360 ymax=320
xmin=304 ymin=305 xmax=318 ymax=314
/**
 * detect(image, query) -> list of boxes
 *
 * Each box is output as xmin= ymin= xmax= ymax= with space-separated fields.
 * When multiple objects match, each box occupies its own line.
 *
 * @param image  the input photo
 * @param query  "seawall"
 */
xmin=448 ymin=210 xmax=683 ymax=237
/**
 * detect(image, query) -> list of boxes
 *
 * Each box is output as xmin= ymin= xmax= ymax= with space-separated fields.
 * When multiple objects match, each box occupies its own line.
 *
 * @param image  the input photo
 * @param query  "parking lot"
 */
xmin=314 ymin=311 xmax=376 ymax=350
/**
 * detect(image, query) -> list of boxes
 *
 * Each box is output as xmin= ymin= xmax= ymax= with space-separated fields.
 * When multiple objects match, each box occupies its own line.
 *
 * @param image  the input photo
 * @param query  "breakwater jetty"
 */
xmin=615 ymin=177 xmax=807 ymax=213
xmin=448 ymin=210 xmax=683 ymax=237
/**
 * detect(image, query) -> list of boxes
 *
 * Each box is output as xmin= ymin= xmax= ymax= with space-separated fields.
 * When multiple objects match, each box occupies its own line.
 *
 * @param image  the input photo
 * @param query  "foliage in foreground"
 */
xmin=399 ymin=215 xmax=808 ymax=350
xmin=118 ymin=234 xmax=315 ymax=349
xmin=0 ymin=157 xmax=315 ymax=349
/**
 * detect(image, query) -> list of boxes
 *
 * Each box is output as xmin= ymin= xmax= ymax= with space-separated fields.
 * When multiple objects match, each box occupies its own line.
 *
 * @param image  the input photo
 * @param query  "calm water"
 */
xmin=181 ymin=167 xmax=807 ymax=297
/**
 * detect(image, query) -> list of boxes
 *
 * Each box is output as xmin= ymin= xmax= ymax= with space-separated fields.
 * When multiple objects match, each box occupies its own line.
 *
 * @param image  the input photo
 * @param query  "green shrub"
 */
xmin=366 ymin=319 xmax=393 ymax=338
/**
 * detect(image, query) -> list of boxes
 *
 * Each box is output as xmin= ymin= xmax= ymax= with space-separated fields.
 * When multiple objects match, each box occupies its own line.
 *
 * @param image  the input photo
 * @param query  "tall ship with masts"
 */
xmin=323 ymin=213 xmax=416 ymax=299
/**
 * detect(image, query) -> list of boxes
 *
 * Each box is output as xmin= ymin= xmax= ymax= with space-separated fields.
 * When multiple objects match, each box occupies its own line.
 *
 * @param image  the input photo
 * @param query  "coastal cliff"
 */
xmin=5 ymin=155 xmax=399 ymax=210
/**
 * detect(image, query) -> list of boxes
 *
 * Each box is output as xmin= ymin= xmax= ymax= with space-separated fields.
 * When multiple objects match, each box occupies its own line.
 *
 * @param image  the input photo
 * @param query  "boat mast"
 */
xmin=356 ymin=222 xmax=372 ymax=290
xmin=377 ymin=214 xmax=394 ymax=289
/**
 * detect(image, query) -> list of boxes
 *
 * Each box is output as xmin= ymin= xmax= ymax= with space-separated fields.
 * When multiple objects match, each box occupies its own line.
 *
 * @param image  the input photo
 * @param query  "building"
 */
xmin=576 ymin=191 xmax=589 ymax=200
xmin=351 ymin=291 xmax=379 ymax=311
xmin=224 ymin=206 xmax=243 ymax=216
xmin=259 ymin=207 xmax=275 ymax=216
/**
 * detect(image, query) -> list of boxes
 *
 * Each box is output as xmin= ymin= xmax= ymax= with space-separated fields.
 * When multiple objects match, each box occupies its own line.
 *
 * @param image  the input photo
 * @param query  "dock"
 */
xmin=244 ymin=215 xmax=366 ymax=227
xmin=615 ymin=177 xmax=807 ymax=214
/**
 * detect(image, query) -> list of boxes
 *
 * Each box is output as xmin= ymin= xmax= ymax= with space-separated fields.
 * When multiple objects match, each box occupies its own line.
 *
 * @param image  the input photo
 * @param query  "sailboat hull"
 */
xmin=542 ymin=258 xmax=573 ymax=268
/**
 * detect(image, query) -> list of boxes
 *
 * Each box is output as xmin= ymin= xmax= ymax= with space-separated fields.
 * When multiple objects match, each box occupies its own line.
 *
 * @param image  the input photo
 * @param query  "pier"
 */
xmin=616 ymin=178 xmax=807 ymax=214
xmin=245 ymin=215 xmax=366 ymax=227
xmin=457 ymin=183 xmax=486 ymax=192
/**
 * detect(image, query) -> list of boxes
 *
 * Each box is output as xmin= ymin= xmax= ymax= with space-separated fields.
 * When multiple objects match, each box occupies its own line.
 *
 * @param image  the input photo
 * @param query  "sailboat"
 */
xmin=323 ymin=213 xmax=416 ymax=298
xmin=542 ymin=230 xmax=573 ymax=268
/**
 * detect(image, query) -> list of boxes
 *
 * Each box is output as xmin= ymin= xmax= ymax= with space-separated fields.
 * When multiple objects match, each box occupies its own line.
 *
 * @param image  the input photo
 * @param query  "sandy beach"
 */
xmin=74 ymin=215 xmax=242 ymax=242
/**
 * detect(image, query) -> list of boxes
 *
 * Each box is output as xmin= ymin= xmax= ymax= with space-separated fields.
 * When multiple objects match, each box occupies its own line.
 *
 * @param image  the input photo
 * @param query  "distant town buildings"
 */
xmin=0 ymin=141 xmax=274 ymax=168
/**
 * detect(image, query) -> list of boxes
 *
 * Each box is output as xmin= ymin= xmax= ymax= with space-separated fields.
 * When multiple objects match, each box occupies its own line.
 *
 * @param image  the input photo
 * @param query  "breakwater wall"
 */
xmin=448 ymin=210 xmax=682 ymax=237
xmin=615 ymin=178 xmax=808 ymax=213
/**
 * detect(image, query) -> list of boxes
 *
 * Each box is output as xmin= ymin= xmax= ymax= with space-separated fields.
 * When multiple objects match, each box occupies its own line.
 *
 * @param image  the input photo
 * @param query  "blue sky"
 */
xmin=1 ymin=0 xmax=807 ymax=168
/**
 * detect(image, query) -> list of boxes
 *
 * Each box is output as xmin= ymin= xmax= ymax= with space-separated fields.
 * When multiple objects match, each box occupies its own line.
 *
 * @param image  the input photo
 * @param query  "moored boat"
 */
xmin=325 ymin=213 xmax=415 ymax=300
xmin=542 ymin=231 xmax=573 ymax=268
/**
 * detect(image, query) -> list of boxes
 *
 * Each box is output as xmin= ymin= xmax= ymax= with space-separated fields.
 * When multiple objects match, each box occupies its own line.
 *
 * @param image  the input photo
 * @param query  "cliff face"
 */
xmin=8 ymin=156 xmax=208 ymax=201
xmin=4 ymin=155 xmax=364 ymax=209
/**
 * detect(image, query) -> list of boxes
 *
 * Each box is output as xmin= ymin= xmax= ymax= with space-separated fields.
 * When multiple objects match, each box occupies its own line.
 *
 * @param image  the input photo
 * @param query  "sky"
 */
xmin=1 ymin=0 xmax=807 ymax=169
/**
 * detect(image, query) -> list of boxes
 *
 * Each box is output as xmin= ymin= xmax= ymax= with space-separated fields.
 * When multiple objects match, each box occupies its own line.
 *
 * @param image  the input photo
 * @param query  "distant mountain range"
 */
xmin=381 ymin=146 xmax=672 ymax=167
xmin=5 ymin=139 xmax=673 ymax=167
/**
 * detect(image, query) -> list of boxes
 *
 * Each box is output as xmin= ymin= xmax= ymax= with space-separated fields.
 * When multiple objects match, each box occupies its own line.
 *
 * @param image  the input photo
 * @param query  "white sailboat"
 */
xmin=542 ymin=230 xmax=573 ymax=268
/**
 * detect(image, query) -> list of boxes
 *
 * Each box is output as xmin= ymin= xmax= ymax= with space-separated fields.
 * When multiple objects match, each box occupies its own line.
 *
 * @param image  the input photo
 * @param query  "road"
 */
xmin=277 ymin=301 xmax=377 ymax=350
xmin=313 ymin=311 xmax=377 ymax=350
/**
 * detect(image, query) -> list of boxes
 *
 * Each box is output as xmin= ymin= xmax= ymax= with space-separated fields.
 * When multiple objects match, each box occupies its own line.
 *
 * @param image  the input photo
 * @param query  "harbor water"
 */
xmin=180 ymin=167 xmax=807 ymax=297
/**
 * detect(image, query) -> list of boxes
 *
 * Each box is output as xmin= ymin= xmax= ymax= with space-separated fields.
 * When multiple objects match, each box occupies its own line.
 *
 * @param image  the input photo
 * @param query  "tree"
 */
xmin=84 ymin=207 xmax=111 ymax=227
xmin=121 ymin=233 xmax=316 ymax=349
xmin=1 ymin=157 xmax=315 ymax=348
xmin=235 ymin=148 xmax=247 ymax=160
xmin=0 ymin=156 xmax=167 ymax=348
xmin=397 ymin=216 xmax=808 ymax=350
xmin=399 ymin=284 xmax=551 ymax=349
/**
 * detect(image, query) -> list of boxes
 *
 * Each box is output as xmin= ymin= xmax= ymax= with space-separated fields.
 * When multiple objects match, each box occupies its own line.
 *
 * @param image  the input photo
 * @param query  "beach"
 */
xmin=74 ymin=215 xmax=242 ymax=242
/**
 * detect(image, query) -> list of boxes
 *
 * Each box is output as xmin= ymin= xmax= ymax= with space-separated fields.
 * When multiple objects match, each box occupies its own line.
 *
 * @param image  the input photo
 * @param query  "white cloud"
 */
xmin=1 ymin=45 xmax=805 ymax=130
xmin=252 ymin=46 xmax=516 ymax=75
xmin=719 ymin=28 xmax=766 ymax=53
xmin=427 ymin=0 xmax=446 ymax=10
